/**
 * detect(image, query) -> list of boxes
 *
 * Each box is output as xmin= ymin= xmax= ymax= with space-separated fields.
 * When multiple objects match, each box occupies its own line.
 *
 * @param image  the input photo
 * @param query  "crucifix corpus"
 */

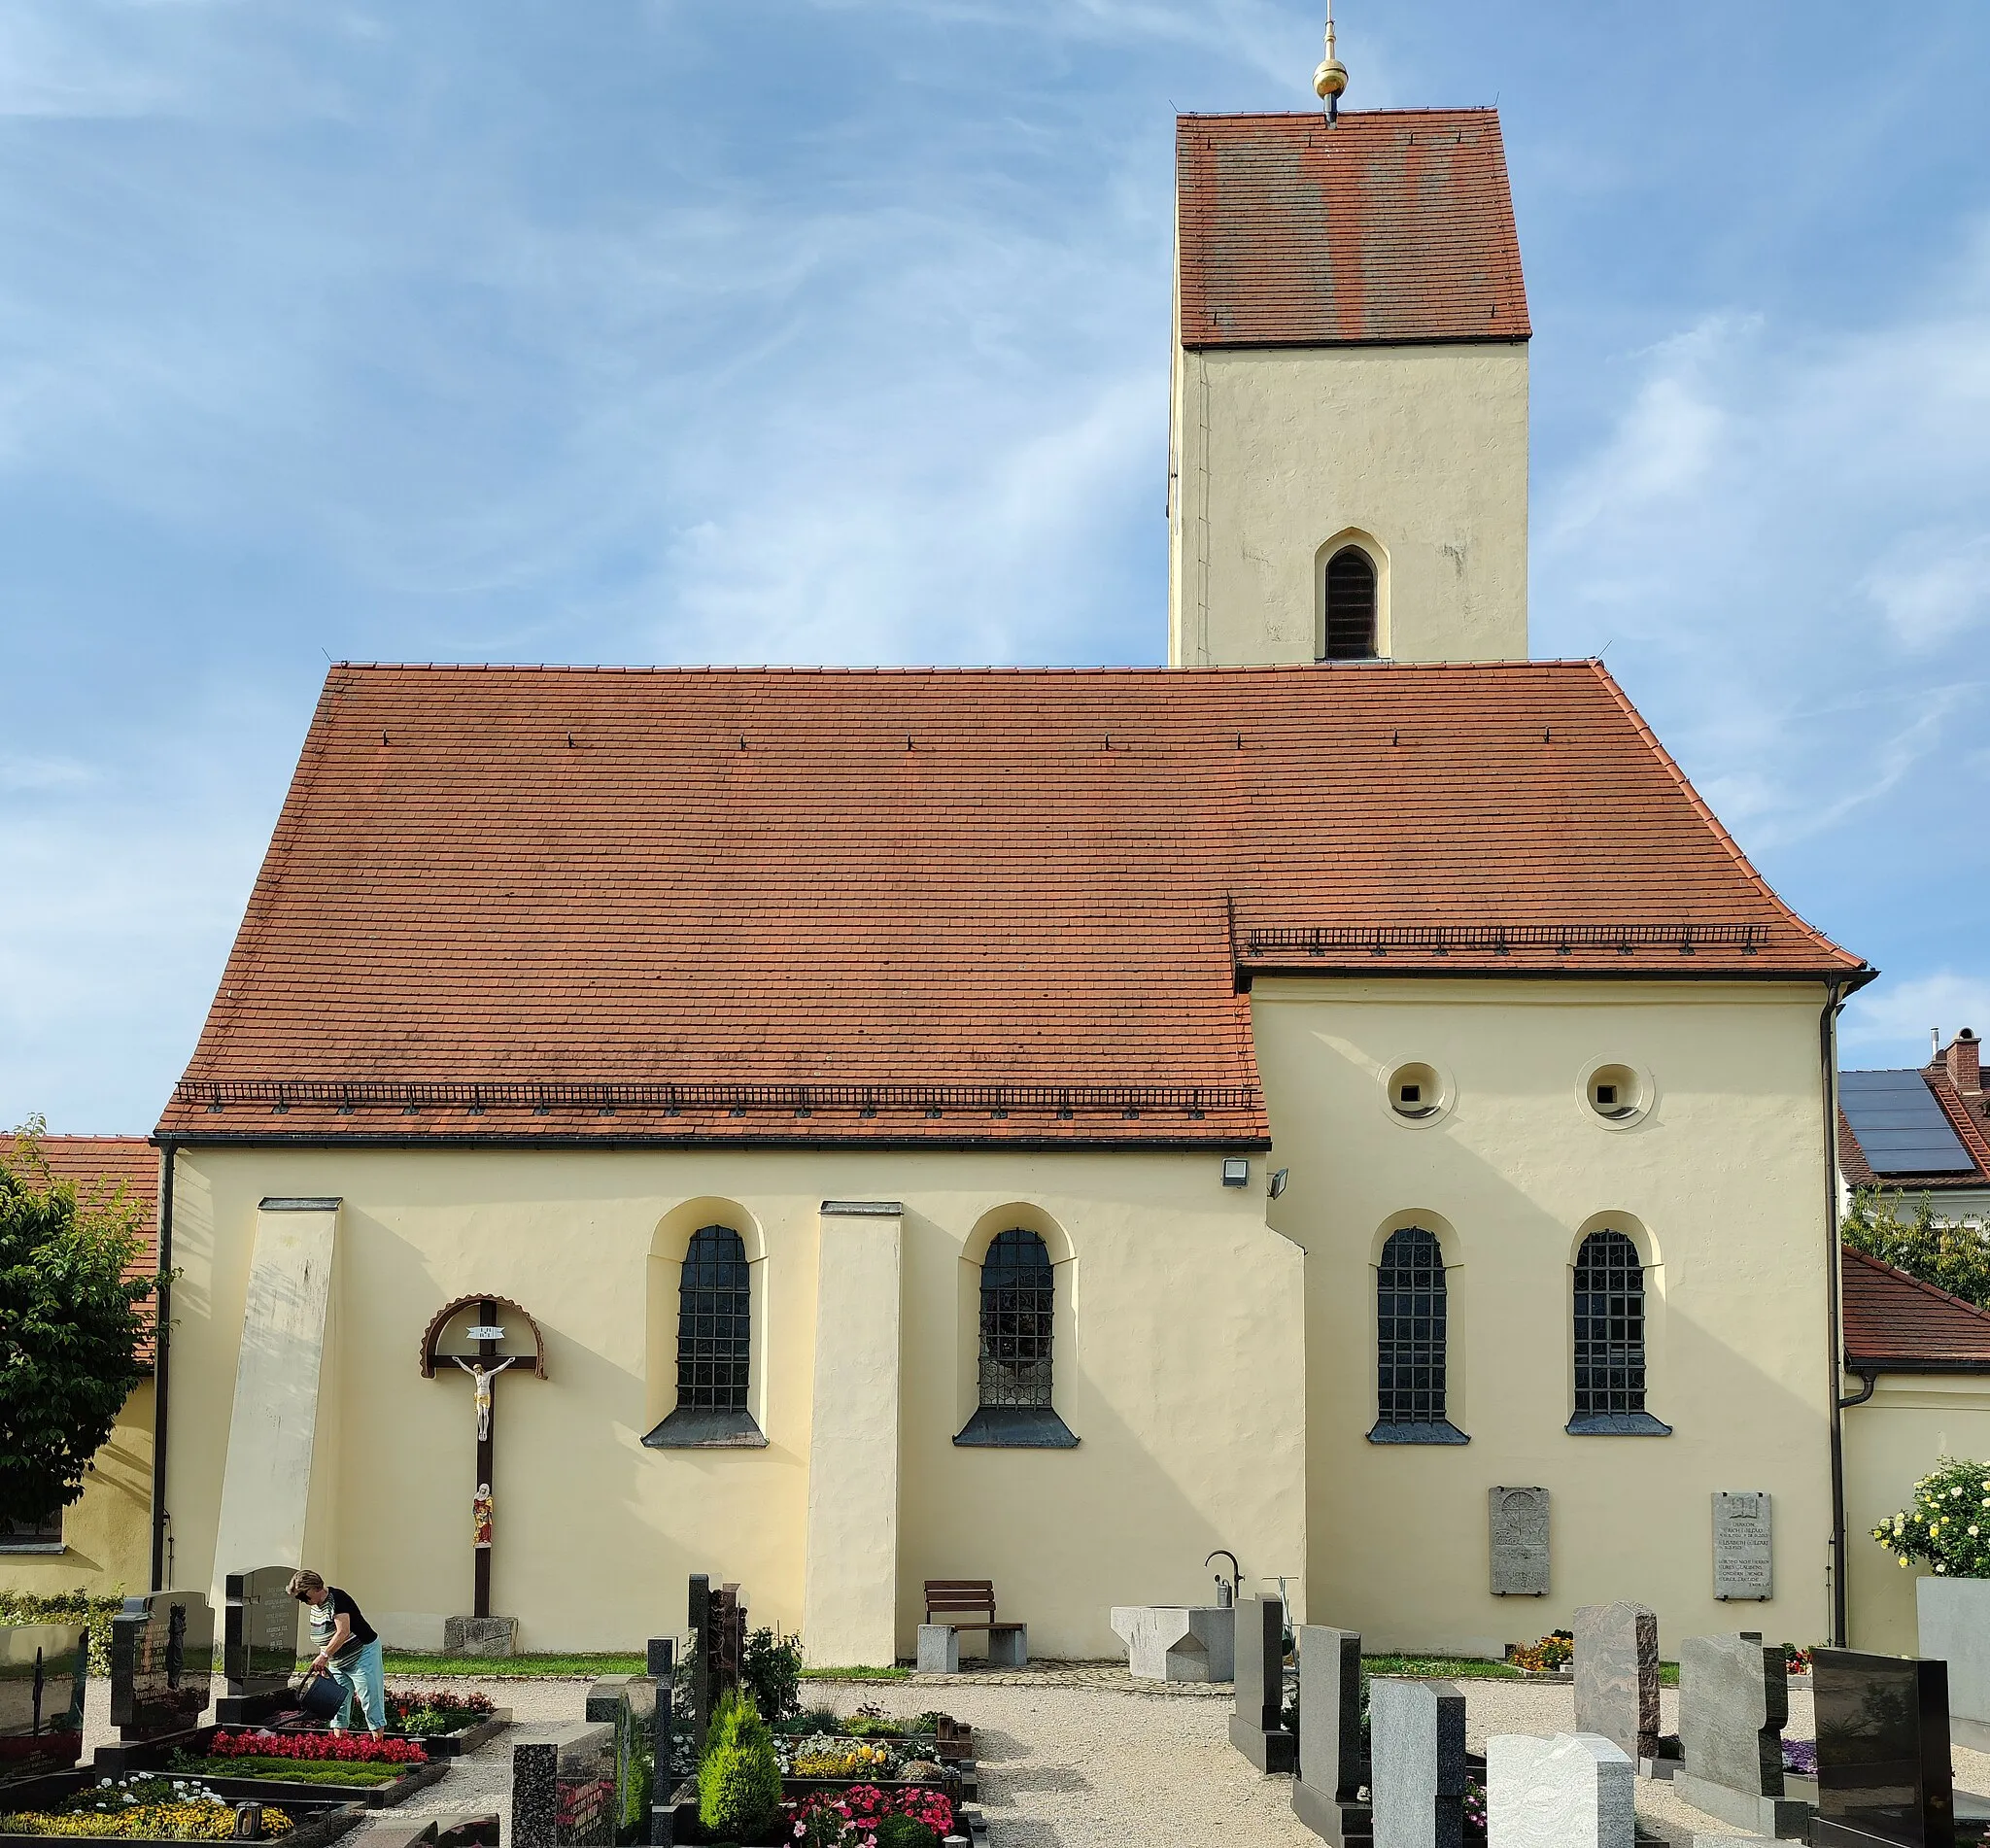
xmin=420 ymin=1294 xmax=548 ymax=1620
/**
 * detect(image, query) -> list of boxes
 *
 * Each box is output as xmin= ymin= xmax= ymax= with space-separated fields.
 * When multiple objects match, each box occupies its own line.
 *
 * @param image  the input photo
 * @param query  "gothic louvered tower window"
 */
xmin=1377 ymin=1226 xmax=1449 ymax=1426
xmin=978 ymin=1229 xmax=1054 ymax=1408
xmin=1323 ymin=546 xmax=1379 ymax=660
xmin=1572 ymin=1230 xmax=1646 ymax=1418
xmin=676 ymin=1226 xmax=751 ymax=1411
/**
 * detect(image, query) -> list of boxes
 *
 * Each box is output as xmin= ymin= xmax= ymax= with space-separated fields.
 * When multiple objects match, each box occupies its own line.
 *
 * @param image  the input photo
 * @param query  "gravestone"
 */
xmin=1371 ymin=1678 xmax=1465 ymax=1848
xmin=686 ymin=1575 xmax=711 ymax=1758
xmin=108 ymin=1589 xmax=216 ymax=1742
xmin=1712 ymin=1493 xmax=1773 ymax=1602
xmin=1572 ymin=1603 xmax=1659 ymax=1769
xmin=1672 ymin=1631 xmax=1810 ymax=1838
xmin=584 ymin=1677 xmax=659 ymax=1846
xmin=1228 ymin=1595 xmax=1296 ymax=1774
xmin=644 ymin=1638 xmax=676 ymax=1845
xmin=1488 ymin=1733 xmax=1634 ymax=1848
xmin=514 ymin=1726 xmax=617 ymax=1848
xmin=217 ymin=1565 xmax=301 ymax=1724
xmin=0 ymin=1622 xmax=88 ymax=1782
xmin=1293 ymin=1625 xmax=1371 ymax=1847
xmin=1491 ymin=1488 xmax=1551 ymax=1596
xmin=1812 ymin=1648 xmax=1955 ymax=1848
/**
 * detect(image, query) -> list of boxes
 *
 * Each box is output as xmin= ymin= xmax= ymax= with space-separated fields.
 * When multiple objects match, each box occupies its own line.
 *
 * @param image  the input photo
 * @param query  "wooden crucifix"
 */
xmin=420 ymin=1294 xmax=548 ymax=1620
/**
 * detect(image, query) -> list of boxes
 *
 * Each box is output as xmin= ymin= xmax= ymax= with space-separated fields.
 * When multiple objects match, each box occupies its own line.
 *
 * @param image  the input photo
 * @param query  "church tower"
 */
xmin=1168 ymin=75 xmax=1532 ymax=667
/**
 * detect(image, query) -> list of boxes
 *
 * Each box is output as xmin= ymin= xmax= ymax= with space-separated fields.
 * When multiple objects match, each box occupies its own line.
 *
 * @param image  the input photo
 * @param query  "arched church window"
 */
xmin=1569 ymin=1229 xmax=1670 ymax=1435
xmin=677 ymin=1226 xmax=751 ymax=1412
xmin=978 ymin=1229 xmax=1053 ymax=1408
xmin=1323 ymin=547 xmax=1378 ymax=661
xmin=1370 ymin=1226 xmax=1466 ymax=1444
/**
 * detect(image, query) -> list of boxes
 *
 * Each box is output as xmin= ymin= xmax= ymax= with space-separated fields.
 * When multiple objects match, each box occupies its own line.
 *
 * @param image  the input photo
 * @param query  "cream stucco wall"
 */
xmin=1841 ymin=1375 xmax=1990 ymax=1655
xmin=0 ymin=1381 xmax=154 ymax=1599
xmin=1168 ymin=341 xmax=1529 ymax=668
xmin=160 ymin=1146 xmax=1306 ymax=1659
xmin=1250 ymin=977 xmax=1837 ymax=1657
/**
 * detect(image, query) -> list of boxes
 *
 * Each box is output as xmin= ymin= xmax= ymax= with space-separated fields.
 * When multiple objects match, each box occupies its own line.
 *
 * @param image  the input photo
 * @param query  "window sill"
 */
xmin=1367 ymin=1420 xmax=1470 ymax=1446
xmin=0 ymin=1542 xmax=65 ymax=1555
xmin=1566 ymin=1412 xmax=1672 ymax=1436
xmin=642 ymin=1407 xmax=768 ymax=1449
xmin=953 ymin=1406 xmax=1080 ymax=1449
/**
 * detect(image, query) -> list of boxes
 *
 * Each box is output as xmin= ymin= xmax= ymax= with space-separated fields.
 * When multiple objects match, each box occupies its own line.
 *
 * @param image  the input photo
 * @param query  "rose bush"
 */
xmin=1872 ymin=1457 xmax=1990 ymax=1578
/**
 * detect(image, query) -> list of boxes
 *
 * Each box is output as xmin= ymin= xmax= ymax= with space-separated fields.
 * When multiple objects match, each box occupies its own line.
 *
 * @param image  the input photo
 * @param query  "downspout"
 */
xmin=1822 ymin=980 xmax=1849 ymax=1646
xmin=1838 ymin=1369 xmax=1878 ymax=1410
xmin=149 ymin=1141 xmax=175 ymax=1592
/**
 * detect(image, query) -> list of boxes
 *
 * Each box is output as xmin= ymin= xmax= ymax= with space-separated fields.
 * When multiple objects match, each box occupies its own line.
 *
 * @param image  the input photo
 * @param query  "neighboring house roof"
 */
xmin=1176 ymin=109 xmax=1530 ymax=350
xmin=1843 ymin=1246 xmax=1990 ymax=1372
xmin=156 ymin=660 xmax=1864 ymax=1146
xmin=1838 ymin=1068 xmax=1990 ymax=1192
xmin=27 ymin=1135 xmax=158 ymax=1360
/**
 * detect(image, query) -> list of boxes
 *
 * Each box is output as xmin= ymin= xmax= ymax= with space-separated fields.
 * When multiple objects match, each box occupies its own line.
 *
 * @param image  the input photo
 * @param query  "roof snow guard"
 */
xmin=156 ymin=661 xmax=1864 ymax=1146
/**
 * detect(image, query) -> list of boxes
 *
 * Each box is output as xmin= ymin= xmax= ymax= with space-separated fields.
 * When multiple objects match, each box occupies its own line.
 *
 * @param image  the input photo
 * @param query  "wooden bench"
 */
xmin=920 ymin=1580 xmax=1027 ymax=1672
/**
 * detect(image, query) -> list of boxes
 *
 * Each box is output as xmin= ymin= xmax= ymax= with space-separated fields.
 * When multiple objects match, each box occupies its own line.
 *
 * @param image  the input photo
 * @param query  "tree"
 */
xmin=1843 ymin=1185 xmax=1990 ymax=1310
xmin=0 ymin=1121 xmax=156 ymax=1530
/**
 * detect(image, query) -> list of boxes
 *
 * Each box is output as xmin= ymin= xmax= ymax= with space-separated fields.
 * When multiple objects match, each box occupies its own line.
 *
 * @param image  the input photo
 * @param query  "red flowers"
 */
xmin=209 ymin=1731 xmax=428 ymax=1766
xmin=789 ymin=1786 xmax=952 ymax=1836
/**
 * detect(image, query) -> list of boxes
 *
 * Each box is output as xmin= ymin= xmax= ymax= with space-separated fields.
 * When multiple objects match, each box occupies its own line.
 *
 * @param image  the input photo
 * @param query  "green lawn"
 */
xmin=363 ymin=1652 xmax=648 ymax=1678
xmin=798 ymin=1664 xmax=910 ymax=1682
xmin=1361 ymin=1655 xmax=1523 ymax=1680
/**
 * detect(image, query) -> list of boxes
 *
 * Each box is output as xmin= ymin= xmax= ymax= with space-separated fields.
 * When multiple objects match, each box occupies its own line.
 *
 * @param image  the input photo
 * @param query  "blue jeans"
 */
xmin=326 ymin=1638 xmax=385 ymax=1732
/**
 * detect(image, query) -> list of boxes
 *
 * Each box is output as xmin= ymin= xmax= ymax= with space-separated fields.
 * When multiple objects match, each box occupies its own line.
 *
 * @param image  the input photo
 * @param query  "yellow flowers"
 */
xmin=0 ymin=1804 xmax=294 ymax=1839
xmin=790 ymin=1743 xmax=890 ymax=1779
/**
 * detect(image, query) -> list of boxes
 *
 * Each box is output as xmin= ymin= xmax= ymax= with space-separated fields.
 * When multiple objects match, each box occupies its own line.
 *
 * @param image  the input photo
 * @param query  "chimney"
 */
xmin=1945 ymin=1027 xmax=1982 ymax=1096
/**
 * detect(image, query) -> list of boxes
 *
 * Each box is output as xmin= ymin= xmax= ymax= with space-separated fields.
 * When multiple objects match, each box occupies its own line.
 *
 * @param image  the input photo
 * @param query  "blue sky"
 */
xmin=2 ymin=0 xmax=1986 ymax=1133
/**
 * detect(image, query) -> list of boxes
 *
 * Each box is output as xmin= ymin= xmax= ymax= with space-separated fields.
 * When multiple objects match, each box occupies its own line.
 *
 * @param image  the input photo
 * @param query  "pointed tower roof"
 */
xmin=1177 ymin=109 xmax=1530 ymax=349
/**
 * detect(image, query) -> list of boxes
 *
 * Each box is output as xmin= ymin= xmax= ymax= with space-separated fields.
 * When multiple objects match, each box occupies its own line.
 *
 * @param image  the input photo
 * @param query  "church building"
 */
xmin=133 ymin=97 xmax=1877 ymax=1664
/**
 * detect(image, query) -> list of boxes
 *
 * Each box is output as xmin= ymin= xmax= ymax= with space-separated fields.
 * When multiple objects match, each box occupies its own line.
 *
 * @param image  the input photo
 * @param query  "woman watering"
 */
xmin=287 ymin=1569 xmax=385 ymax=1738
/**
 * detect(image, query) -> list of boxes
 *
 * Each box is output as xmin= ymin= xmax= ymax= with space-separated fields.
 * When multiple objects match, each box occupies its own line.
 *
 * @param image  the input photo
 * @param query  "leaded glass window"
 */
xmin=1573 ymin=1230 xmax=1646 ymax=1417
xmin=1324 ymin=547 xmax=1378 ymax=660
xmin=1377 ymin=1226 xmax=1448 ymax=1425
xmin=978 ymin=1229 xmax=1053 ymax=1409
xmin=676 ymin=1226 xmax=750 ymax=1411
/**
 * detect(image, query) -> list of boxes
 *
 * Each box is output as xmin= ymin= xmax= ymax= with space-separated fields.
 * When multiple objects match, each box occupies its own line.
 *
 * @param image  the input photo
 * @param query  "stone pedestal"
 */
xmin=1111 ymin=1605 xmax=1235 ymax=1682
xmin=445 ymin=1614 xmax=519 ymax=1656
xmin=987 ymin=1625 xmax=1027 ymax=1667
xmin=918 ymin=1626 xmax=960 ymax=1675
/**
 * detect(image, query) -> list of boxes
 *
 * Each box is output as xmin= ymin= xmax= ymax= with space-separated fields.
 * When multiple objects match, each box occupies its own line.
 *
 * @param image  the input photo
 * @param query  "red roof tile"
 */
xmin=156 ymin=661 xmax=1862 ymax=1146
xmin=1843 ymin=1247 xmax=1990 ymax=1370
xmin=1177 ymin=109 xmax=1530 ymax=350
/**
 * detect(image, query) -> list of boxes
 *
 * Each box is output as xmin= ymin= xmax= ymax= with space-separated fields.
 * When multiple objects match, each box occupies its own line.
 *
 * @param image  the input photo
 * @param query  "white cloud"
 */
xmin=1844 ymin=974 xmax=1990 ymax=1068
xmin=1864 ymin=530 xmax=1990 ymax=651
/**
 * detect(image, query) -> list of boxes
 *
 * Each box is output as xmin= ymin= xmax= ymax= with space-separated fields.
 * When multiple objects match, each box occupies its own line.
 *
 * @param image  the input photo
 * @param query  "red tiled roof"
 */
xmin=30 ymin=1136 xmax=158 ymax=1360
xmin=1843 ymin=1247 xmax=1990 ymax=1371
xmin=1177 ymin=109 xmax=1530 ymax=350
xmin=1837 ymin=1071 xmax=1990 ymax=1191
xmin=157 ymin=661 xmax=1862 ymax=1146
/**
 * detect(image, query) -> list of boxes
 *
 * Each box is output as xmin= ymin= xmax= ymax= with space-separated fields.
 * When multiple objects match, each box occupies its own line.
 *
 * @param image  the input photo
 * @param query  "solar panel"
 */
xmin=1840 ymin=1070 xmax=1977 ymax=1175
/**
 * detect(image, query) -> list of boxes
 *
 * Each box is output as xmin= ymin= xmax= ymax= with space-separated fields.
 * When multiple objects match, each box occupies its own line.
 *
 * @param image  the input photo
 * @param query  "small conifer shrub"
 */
xmin=697 ymin=1693 xmax=781 ymax=1840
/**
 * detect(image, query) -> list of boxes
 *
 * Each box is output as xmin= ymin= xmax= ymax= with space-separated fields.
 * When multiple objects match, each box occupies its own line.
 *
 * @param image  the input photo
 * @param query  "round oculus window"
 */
xmin=1388 ymin=1062 xmax=1444 ymax=1121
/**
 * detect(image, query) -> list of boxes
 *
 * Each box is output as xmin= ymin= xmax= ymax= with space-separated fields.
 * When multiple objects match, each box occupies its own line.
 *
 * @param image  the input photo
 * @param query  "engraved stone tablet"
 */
xmin=1713 ymin=1492 xmax=1772 ymax=1601
xmin=1491 ymin=1487 xmax=1551 ymax=1596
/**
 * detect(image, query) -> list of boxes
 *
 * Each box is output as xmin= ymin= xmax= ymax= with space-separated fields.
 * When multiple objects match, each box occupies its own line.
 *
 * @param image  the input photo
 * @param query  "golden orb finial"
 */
xmin=1313 ymin=1 xmax=1348 ymax=121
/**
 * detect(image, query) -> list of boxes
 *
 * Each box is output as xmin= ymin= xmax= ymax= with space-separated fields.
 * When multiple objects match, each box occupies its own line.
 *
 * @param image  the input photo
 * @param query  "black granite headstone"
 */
xmin=1294 ymin=1625 xmax=1371 ymax=1846
xmin=0 ymin=1623 xmax=88 ymax=1784
xmin=109 ymin=1591 xmax=216 ymax=1741
xmin=214 ymin=1566 xmax=300 ymax=1725
xmin=1813 ymin=1649 xmax=1955 ymax=1848
xmin=514 ymin=1727 xmax=617 ymax=1848
xmin=686 ymin=1576 xmax=710 ymax=1758
xmin=644 ymin=1638 xmax=675 ymax=1846
xmin=1229 ymin=1595 xmax=1296 ymax=1775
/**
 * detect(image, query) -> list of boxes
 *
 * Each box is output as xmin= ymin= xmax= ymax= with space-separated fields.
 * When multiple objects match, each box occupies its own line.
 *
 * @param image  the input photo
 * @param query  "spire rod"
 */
xmin=1314 ymin=1 xmax=1349 ymax=123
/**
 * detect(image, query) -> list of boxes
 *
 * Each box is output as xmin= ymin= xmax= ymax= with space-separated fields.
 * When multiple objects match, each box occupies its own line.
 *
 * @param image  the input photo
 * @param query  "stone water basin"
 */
xmin=1109 ymin=1605 xmax=1236 ymax=1683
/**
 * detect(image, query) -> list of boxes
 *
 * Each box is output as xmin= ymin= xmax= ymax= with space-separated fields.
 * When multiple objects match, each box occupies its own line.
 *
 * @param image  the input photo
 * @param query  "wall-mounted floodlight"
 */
xmin=1221 ymin=1157 xmax=1250 ymax=1187
xmin=1268 ymin=1168 xmax=1289 ymax=1200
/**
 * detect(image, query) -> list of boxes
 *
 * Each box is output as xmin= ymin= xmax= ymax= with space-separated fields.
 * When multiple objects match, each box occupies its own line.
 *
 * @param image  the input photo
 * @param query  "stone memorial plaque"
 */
xmin=1573 ymin=1602 xmax=1659 ymax=1766
xmin=1713 ymin=1493 xmax=1773 ymax=1602
xmin=223 ymin=1566 xmax=300 ymax=1697
xmin=1812 ymin=1647 xmax=1954 ymax=1848
xmin=109 ymin=1590 xmax=216 ymax=1741
xmin=1491 ymin=1488 xmax=1551 ymax=1596
xmin=1371 ymin=1677 xmax=1465 ymax=1848
xmin=0 ymin=1623 xmax=88 ymax=1784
